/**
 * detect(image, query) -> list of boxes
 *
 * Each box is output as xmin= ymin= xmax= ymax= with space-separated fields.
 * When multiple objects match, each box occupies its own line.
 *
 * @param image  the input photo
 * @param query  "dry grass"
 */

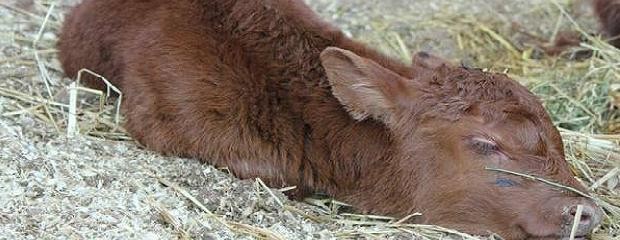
xmin=0 ymin=0 xmax=618 ymax=239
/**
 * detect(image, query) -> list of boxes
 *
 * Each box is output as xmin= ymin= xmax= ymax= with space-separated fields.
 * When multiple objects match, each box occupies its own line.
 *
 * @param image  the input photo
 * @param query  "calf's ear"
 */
xmin=320 ymin=47 xmax=412 ymax=122
xmin=412 ymin=51 xmax=449 ymax=70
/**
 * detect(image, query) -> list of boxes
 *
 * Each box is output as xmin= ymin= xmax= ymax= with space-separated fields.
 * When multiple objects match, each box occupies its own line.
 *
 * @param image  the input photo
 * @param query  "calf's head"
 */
xmin=320 ymin=47 xmax=603 ymax=239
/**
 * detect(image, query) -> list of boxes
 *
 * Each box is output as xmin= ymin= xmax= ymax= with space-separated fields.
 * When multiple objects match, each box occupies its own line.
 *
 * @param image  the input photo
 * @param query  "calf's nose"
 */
xmin=562 ymin=203 xmax=603 ymax=236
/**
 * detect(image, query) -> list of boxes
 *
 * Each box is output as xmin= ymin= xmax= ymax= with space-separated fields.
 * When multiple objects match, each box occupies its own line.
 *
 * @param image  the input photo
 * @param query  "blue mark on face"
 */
xmin=495 ymin=178 xmax=517 ymax=187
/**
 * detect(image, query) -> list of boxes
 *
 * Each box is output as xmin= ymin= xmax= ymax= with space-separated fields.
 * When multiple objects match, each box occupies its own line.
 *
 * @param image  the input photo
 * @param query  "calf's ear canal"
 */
xmin=412 ymin=51 xmax=448 ymax=70
xmin=320 ymin=47 xmax=414 ymax=122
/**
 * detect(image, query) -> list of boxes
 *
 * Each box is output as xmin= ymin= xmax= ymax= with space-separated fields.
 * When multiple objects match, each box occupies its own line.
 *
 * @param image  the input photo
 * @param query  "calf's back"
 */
xmin=58 ymin=0 xmax=408 ymax=198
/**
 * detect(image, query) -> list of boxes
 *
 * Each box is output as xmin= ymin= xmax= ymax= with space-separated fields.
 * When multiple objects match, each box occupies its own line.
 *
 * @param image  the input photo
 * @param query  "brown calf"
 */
xmin=58 ymin=0 xmax=602 ymax=238
xmin=594 ymin=0 xmax=620 ymax=47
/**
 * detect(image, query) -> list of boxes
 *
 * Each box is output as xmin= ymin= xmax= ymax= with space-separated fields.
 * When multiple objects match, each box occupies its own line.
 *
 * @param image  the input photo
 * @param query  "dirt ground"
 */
xmin=0 ymin=0 xmax=616 ymax=239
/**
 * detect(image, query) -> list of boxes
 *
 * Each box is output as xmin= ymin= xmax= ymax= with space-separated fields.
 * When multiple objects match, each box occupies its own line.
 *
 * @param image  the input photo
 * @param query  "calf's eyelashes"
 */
xmin=468 ymin=136 xmax=500 ymax=155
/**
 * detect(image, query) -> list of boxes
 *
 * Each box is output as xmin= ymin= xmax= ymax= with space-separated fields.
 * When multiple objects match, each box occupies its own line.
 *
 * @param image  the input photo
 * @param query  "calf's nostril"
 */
xmin=574 ymin=212 xmax=591 ymax=225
